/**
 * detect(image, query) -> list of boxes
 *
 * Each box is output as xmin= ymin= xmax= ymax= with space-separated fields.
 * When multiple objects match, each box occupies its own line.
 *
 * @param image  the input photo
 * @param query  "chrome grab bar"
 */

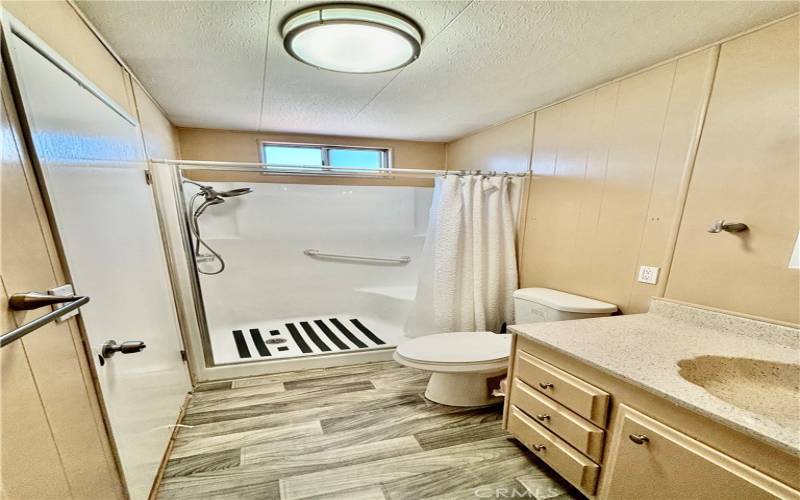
xmin=2 ymin=295 xmax=90 ymax=348
xmin=303 ymin=249 xmax=411 ymax=264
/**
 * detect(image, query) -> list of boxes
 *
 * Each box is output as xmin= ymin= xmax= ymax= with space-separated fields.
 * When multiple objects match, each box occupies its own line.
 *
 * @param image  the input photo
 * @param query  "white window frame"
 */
xmin=260 ymin=141 xmax=392 ymax=171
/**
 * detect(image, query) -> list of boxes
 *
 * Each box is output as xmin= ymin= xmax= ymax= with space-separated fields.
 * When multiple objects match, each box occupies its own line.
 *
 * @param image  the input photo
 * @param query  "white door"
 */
xmin=7 ymin=26 xmax=191 ymax=500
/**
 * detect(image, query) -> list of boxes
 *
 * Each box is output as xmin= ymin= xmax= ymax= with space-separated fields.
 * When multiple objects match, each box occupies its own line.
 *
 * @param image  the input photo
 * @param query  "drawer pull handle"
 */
xmin=538 ymin=382 xmax=554 ymax=390
xmin=629 ymin=434 xmax=649 ymax=445
xmin=532 ymin=444 xmax=546 ymax=452
xmin=535 ymin=414 xmax=551 ymax=422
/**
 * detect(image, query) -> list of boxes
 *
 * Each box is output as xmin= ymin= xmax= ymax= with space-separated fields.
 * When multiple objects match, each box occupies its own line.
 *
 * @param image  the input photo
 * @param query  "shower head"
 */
xmin=196 ymin=186 xmax=252 ymax=201
xmin=191 ymin=186 xmax=252 ymax=217
xmin=218 ymin=187 xmax=252 ymax=197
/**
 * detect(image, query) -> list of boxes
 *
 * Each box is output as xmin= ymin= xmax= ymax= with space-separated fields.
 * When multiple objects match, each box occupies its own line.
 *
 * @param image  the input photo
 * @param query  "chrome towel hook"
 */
xmin=708 ymin=219 xmax=749 ymax=233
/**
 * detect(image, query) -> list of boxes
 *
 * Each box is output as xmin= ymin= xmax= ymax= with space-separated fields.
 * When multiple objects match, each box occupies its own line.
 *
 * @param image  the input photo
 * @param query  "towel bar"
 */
xmin=1 ymin=295 xmax=90 ymax=348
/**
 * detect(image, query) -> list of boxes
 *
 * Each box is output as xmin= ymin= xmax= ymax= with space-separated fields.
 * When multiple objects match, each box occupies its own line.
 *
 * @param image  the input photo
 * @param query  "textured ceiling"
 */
xmin=77 ymin=1 xmax=797 ymax=142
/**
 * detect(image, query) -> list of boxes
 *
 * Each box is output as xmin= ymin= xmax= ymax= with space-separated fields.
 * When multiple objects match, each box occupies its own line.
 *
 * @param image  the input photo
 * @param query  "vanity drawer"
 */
xmin=508 ymin=405 xmax=600 ymax=496
xmin=515 ymin=350 xmax=610 ymax=427
xmin=510 ymin=378 xmax=605 ymax=462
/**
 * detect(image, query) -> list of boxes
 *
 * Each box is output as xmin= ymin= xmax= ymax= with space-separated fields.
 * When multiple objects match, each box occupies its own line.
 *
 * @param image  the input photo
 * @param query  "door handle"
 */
xmin=99 ymin=340 xmax=146 ymax=365
xmin=9 ymin=292 xmax=84 ymax=311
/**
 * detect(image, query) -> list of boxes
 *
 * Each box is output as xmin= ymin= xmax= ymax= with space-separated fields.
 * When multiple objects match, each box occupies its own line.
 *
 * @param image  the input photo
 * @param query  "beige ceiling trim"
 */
xmin=449 ymin=10 xmax=800 ymax=145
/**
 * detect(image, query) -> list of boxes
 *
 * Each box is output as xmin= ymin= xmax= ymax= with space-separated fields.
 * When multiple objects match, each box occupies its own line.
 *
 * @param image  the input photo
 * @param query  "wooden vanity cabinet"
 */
xmin=507 ymin=406 xmax=601 ymax=494
xmin=515 ymin=350 xmax=610 ymax=427
xmin=503 ymin=334 xmax=800 ymax=499
xmin=600 ymin=405 xmax=797 ymax=499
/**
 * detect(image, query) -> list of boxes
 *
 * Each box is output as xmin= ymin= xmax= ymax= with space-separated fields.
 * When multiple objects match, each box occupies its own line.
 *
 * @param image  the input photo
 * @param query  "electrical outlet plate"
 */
xmin=637 ymin=265 xmax=660 ymax=285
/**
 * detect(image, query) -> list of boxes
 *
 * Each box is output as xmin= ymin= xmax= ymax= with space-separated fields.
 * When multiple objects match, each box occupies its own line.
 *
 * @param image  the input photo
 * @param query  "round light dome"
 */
xmin=281 ymin=4 xmax=423 ymax=74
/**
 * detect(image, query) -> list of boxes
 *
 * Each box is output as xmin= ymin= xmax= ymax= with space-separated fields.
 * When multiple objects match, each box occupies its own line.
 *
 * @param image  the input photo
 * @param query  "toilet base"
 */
xmin=424 ymin=370 xmax=506 ymax=407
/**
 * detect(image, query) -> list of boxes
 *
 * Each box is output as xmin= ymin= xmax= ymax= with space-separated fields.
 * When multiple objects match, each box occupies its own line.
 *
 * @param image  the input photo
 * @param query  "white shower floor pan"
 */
xmin=210 ymin=314 xmax=405 ymax=366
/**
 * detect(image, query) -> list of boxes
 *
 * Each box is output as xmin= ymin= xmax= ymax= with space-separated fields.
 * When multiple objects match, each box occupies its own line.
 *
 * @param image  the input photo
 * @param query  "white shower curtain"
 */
xmin=408 ymin=174 xmax=518 ymax=337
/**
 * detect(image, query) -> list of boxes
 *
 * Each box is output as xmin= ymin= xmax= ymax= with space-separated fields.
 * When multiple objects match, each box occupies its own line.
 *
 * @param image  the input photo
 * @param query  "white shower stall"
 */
xmin=186 ymin=180 xmax=433 ymax=366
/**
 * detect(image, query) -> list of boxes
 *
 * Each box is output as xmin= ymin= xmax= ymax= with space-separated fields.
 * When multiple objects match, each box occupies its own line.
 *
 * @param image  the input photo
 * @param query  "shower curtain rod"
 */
xmin=149 ymin=158 xmax=530 ymax=178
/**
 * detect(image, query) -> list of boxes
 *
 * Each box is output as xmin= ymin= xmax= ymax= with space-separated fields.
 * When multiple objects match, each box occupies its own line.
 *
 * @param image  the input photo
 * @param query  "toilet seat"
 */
xmin=394 ymin=332 xmax=511 ymax=373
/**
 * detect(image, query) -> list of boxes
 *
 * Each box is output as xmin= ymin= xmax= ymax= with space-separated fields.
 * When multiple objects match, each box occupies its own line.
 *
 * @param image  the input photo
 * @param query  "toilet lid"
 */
xmin=396 ymin=332 xmax=511 ymax=364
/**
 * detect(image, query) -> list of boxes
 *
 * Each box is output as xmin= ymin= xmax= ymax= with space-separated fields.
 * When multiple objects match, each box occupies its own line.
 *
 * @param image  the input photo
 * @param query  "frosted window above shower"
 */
xmin=261 ymin=142 xmax=389 ymax=171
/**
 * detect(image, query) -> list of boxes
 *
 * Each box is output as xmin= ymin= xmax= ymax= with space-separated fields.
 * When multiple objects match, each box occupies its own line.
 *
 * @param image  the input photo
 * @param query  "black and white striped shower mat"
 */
xmin=231 ymin=318 xmax=386 ymax=359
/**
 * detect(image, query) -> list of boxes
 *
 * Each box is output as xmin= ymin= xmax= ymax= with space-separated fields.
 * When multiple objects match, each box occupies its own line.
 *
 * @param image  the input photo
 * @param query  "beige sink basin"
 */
xmin=677 ymin=355 xmax=800 ymax=429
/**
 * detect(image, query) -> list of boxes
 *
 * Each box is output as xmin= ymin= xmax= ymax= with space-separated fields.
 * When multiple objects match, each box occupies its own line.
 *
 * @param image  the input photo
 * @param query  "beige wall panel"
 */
xmin=522 ymin=66 xmax=674 ymax=310
xmin=0 ymin=278 xmax=73 ymax=500
xmin=134 ymin=84 xmax=180 ymax=160
xmin=529 ymin=106 xmax=561 ymax=177
xmin=3 ymin=1 xmax=133 ymax=114
xmin=520 ymin=52 xmax=716 ymax=314
xmin=445 ymin=114 xmax=534 ymax=173
xmin=570 ymin=83 xmax=621 ymax=296
xmin=178 ymin=127 xmax=445 ymax=167
xmin=524 ymin=92 xmax=598 ymax=291
xmin=627 ymin=48 xmax=719 ymax=312
xmin=519 ymin=104 xmax=561 ymax=282
xmin=665 ymin=18 xmax=800 ymax=323
xmin=177 ymin=127 xmax=445 ymax=188
xmin=586 ymin=62 xmax=676 ymax=311
xmin=1 ymin=73 xmax=123 ymax=500
xmin=0 ymin=319 xmax=73 ymax=500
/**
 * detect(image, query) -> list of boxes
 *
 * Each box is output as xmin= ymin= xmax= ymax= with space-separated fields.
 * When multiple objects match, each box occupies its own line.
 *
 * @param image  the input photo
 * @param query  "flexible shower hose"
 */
xmin=189 ymin=192 xmax=226 ymax=275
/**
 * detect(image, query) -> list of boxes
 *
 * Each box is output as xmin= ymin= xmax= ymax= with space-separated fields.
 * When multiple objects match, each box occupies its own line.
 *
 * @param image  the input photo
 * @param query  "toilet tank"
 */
xmin=513 ymin=288 xmax=617 ymax=323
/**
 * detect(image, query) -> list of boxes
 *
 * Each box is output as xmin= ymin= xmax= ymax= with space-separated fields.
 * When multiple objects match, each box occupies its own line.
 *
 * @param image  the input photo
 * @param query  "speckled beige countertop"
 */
xmin=509 ymin=298 xmax=800 ymax=455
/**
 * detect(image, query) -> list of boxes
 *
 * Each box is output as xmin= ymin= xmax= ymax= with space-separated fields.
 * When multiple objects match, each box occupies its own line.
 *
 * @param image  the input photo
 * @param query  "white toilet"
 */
xmin=394 ymin=288 xmax=618 ymax=406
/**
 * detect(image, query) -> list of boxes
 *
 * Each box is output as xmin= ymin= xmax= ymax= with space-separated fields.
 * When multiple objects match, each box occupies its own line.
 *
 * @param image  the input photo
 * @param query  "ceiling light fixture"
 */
xmin=281 ymin=4 xmax=423 ymax=74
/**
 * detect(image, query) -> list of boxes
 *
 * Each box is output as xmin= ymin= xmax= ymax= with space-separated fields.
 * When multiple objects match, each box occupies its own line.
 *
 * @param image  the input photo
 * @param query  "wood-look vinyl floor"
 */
xmin=157 ymin=361 xmax=582 ymax=500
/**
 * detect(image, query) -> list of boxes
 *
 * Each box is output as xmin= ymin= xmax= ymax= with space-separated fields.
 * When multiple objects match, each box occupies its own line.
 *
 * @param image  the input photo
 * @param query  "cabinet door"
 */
xmin=599 ymin=405 xmax=797 ymax=499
